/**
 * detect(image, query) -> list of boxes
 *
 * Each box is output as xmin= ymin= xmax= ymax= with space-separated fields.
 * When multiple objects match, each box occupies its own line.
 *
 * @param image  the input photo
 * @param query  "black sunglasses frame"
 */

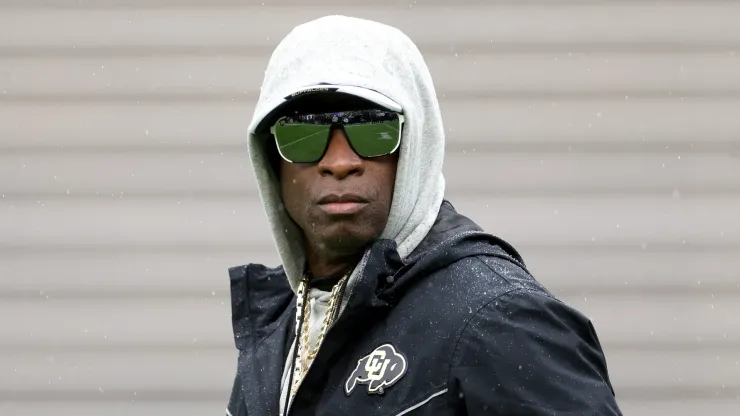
xmin=269 ymin=110 xmax=405 ymax=163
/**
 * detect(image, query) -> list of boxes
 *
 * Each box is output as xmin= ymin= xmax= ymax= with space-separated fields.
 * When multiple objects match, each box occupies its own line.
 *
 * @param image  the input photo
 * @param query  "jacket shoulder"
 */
xmin=229 ymin=263 xmax=295 ymax=350
xmin=448 ymin=251 xmax=591 ymax=349
xmin=442 ymin=254 xmax=621 ymax=414
xmin=438 ymin=245 xmax=554 ymax=306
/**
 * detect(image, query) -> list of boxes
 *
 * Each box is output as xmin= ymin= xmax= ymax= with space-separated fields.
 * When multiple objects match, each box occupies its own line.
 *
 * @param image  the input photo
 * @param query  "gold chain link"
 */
xmin=290 ymin=274 xmax=347 ymax=397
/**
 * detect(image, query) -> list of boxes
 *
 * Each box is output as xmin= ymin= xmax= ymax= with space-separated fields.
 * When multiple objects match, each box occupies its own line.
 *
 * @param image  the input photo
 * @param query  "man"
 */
xmin=227 ymin=15 xmax=622 ymax=416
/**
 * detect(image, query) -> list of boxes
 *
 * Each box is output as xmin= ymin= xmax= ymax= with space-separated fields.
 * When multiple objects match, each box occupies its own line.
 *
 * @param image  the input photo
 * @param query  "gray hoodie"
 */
xmin=245 ymin=15 xmax=446 ymax=414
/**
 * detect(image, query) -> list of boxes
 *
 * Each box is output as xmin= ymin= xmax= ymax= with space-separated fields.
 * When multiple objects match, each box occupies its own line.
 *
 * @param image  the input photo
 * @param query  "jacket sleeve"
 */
xmin=226 ymin=374 xmax=247 ymax=416
xmin=449 ymin=288 xmax=623 ymax=415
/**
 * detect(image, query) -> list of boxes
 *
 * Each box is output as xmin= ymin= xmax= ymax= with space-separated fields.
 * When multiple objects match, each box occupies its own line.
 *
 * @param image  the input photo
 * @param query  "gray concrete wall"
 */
xmin=1 ymin=1 xmax=739 ymax=414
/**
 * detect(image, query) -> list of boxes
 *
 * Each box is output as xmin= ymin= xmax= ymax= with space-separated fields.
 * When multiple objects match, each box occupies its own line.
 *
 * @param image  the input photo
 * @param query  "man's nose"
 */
xmin=317 ymin=128 xmax=364 ymax=179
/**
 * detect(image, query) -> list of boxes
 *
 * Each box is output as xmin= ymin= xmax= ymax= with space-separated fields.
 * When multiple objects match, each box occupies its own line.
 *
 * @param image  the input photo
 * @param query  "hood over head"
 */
xmin=247 ymin=15 xmax=446 ymax=293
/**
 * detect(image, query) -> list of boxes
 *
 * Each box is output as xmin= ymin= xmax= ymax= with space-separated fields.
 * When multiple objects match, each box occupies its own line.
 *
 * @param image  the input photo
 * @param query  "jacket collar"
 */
xmin=228 ymin=263 xmax=294 ymax=350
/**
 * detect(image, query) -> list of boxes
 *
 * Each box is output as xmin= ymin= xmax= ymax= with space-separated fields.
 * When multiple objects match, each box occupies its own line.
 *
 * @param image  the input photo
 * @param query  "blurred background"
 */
xmin=1 ymin=0 xmax=739 ymax=415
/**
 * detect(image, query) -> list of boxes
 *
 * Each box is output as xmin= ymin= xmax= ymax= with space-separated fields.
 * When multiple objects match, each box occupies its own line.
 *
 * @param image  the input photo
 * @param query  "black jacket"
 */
xmin=226 ymin=202 xmax=623 ymax=415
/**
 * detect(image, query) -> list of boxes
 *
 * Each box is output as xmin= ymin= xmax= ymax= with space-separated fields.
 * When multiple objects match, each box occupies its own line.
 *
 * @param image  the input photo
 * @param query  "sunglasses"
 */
xmin=270 ymin=109 xmax=404 ymax=163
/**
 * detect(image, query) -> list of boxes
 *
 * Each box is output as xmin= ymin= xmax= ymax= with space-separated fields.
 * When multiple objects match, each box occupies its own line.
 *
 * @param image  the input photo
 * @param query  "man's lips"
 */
xmin=317 ymin=194 xmax=369 ymax=215
xmin=317 ymin=193 xmax=369 ymax=204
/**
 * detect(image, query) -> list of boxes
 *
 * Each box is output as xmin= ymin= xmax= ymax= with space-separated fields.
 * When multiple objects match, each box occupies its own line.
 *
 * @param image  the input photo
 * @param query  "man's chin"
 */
xmin=315 ymin=229 xmax=375 ymax=255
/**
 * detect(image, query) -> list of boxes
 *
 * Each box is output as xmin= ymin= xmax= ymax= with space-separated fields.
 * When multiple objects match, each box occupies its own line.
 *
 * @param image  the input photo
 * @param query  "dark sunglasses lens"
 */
xmin=344 ymin=117 xmax=401 ymax=157
xmin=273 ymin=123 xmax=330 ymax=163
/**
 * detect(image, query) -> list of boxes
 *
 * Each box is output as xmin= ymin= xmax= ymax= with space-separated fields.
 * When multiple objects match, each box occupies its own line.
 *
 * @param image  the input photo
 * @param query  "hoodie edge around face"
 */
xmin=245 ymin=15 xmax=447 ymax=296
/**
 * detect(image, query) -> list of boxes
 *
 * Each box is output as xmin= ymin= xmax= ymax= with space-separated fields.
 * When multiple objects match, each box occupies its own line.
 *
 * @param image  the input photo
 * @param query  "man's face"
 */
xmin=279 ymin=120 xmax=399 ymax=257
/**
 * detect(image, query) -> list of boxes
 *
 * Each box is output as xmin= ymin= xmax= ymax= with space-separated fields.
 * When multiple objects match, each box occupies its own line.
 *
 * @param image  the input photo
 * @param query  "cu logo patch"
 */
xmin=345 ymin=344 xmax=408 ymax=396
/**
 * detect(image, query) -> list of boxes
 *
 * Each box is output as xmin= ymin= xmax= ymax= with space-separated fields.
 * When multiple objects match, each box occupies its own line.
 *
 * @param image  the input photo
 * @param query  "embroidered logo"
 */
xmin=345 ymin=344 xmax=407 ymax=396
xmin=284 ymin=86 xmax=339 ymax=100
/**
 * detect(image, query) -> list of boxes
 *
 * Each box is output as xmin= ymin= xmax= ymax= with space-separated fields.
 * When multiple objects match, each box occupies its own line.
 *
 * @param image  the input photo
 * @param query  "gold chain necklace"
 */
xmin=290 ymin=274 xmax=347 ymax=397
